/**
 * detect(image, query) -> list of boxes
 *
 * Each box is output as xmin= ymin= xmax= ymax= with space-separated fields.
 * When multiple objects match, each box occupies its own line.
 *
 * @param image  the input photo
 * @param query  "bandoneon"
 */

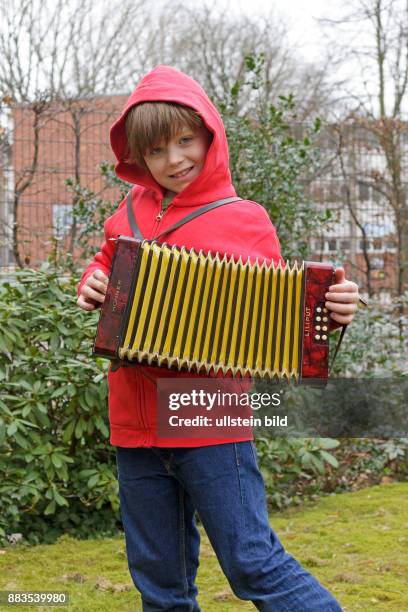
xmin=93 ymin=237 xmax=334 ymax=382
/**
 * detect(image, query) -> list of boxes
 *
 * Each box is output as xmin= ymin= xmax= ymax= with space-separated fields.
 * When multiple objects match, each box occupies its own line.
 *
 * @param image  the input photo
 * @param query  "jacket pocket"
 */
xmin=108 ymin=366 xmax=154 ymax=431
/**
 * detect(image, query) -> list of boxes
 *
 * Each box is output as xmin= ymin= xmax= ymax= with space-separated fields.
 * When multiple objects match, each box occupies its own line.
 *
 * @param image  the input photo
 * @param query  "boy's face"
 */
xmin=143 ymin=125 xmax=212 ymax=193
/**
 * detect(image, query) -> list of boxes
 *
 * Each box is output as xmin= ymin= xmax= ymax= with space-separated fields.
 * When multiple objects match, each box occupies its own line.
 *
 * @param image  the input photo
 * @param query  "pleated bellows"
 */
xmin=118 ymin=241 xmax=303 ymax=379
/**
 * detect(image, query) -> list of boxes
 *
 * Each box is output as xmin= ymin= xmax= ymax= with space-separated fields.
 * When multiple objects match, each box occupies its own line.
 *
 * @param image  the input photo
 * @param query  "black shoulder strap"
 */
xmin=126 ymin=190 xmax=242 ymax=241
xmin=155 ymin=197 xmax=242 ymax=240
xmin=328 ymin=324 xmax=348 ymax=374
xmin=126 ymin=191 xmax=143 ymax=240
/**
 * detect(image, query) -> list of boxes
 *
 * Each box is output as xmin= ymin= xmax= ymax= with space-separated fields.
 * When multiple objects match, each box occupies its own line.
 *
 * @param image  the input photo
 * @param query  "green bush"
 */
xmin=252 ymin=294 xmax=408 ymax=509
xmin=221 ymin=55 xmax=332 ymax=260
xmin=330 ymin=292 xmax=408 ymax=377
xmin=0 ymin=263 xmax=119 ymax=545
xmin=0 ymin=261 xmax=344 ymax=541
xmin=255 ymin=436 xmax=340 ymax=509
xmin=65 ymin=162 xmax=129 ymax=265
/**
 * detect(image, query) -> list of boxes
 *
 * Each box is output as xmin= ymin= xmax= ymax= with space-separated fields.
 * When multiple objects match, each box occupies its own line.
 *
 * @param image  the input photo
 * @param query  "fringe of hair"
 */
xmin=125 ymin=102 xmax=204 ymax=168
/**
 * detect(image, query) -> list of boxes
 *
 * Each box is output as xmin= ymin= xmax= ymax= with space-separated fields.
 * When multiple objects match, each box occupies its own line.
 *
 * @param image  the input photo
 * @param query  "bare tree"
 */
xmin=0 ymin=0 xmax=342 ymax=267
xmin=0 ymin=0 xmax=148 ymax=267
xmin=145 ymin=2 xmax=337 ymax=119
xmin=320 ymin=0 xmax=408 ymax=296
xmin=335 ymin=126 xmax=374 ymax=296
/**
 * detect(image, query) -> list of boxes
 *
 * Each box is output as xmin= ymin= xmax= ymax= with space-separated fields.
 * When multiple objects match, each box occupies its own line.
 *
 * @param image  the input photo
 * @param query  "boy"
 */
xmin=78 ymin=66 xmax=359 ymax=611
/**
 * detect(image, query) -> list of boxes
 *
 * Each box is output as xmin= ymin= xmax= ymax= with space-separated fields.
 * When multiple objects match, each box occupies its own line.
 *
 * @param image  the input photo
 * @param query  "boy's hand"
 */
xmin=77 ymin=270 xmax=109 ymax=311
xmin=325 ymin=267 xmax=359 ymax=326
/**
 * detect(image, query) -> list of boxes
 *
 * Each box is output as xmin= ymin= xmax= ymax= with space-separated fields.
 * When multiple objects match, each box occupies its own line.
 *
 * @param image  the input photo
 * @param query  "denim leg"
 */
xmin=170 ymin=442 xmax=342 ymax=612
xmin=116 ymin=447 xmax=201 ymax=612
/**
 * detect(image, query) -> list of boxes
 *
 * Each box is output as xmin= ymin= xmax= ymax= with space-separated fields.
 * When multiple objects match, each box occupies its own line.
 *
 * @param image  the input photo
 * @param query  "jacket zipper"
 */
xmin=153 ymin=201 xmax=173 ymax=235
xmin=156 ymin=200 xmax=173 ymax=221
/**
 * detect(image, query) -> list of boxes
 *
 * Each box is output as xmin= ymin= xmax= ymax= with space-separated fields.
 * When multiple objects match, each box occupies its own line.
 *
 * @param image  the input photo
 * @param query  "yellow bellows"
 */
xmin=119 ymin=241 xmax=303 ymax=379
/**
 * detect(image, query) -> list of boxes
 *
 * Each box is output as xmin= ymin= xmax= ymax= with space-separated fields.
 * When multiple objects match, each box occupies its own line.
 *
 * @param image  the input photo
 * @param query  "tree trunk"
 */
xmin=396 ymin=205 xmax=408 ymax=296
xmin=68 ymin=110 xmax=81 ymax=255
xmin=13 ymin=106 xmax=42 ymax=268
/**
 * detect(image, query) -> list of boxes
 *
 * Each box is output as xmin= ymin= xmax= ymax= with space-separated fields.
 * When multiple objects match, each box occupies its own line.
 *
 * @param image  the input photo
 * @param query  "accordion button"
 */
xmin=316 ymin=307 xmax=322 ymax=312
xmin=323 ymin=307 xmax=328 ymax=313
xmin=322 ymin=316 xmax=328 ymax=322
xmin=322 ymin=335 xmax=327 ymax=340
xmin=316 ymin=316 xmax=321 ymax=321
xmin=322 ymin=326 xmax=328 ymax=331
xmin=315 ymin=334 xmax=321 ymax=340
xmin=316 ymin=325 xmax=321 ymax=330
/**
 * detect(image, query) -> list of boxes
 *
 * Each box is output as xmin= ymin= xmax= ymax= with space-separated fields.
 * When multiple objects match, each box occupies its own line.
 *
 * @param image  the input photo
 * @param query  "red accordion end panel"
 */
xmin=300 ymin=262 xmax=335 ymax=382
xmin=93 ymin=238 xmax=142 ymax=358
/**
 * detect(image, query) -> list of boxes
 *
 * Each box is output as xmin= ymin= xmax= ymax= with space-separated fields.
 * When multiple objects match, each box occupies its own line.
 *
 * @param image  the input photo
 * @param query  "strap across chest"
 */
xmin=126 ymin=190 xmax=242 ymax=241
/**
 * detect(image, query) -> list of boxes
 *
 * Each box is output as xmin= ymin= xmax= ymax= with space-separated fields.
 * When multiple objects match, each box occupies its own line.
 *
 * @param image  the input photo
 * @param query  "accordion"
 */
xmin=93 ymin=237 xmax=334 ymax=382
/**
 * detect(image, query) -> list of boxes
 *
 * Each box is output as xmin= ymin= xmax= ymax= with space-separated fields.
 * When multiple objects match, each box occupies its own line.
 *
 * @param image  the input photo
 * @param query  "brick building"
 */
xmin=307 ymin=125 xmax=400 ymax=296
xmin=0 ymin=95 xmax=126 ymax=268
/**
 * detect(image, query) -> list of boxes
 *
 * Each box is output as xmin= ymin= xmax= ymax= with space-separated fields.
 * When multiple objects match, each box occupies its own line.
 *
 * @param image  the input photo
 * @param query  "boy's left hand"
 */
xmin=325 ymin=267 xmax=360 ymax=326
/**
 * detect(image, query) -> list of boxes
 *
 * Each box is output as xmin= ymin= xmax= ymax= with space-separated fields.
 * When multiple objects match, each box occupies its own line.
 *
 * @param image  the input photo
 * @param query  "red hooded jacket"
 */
xmin=78 ymin=66 xmax=283 ymax=448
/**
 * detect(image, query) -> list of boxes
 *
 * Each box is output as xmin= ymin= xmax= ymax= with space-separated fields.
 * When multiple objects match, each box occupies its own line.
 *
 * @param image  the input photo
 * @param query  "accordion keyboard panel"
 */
xmin=118 ymin=241 xmax=304 ymax=379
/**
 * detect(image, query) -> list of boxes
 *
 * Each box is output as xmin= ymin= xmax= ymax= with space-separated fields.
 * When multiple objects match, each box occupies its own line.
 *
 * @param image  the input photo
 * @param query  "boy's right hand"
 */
xmin=77 ymin=270 xmax=109 ymax=311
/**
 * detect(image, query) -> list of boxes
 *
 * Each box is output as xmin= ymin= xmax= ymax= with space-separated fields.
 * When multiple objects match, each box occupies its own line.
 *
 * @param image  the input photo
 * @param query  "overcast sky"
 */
xmin=188 ymin=0 xmax=404 ymax=116
xmin=200 ymin=0 xmax=342 ymax=63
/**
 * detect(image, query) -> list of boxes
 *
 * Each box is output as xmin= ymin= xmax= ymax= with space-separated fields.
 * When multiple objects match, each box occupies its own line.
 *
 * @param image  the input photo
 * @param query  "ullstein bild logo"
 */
xmin=304 ymin=305 xmax=311 ymax=337
xmin=111 ymin=279 xmax=122 ymax=312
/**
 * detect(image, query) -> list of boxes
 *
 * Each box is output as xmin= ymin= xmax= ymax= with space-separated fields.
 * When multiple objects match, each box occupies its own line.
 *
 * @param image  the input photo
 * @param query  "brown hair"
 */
xmin=125 ymin=102 xmax=205 ymax=168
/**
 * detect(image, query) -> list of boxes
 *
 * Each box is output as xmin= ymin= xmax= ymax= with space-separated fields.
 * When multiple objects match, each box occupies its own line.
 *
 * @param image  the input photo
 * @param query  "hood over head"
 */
xmin=110 ymin=65 xmax=236 ymax=205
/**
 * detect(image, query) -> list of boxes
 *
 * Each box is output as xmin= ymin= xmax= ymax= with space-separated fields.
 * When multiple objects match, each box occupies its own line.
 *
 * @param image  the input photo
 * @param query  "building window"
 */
xmin=358 ymin=182 xmax=370 ymax=201
xmin=314 ymin=239 xmax=325 ymax=252
xmin=53 ymin=203 xmax=73 ymax=239
xmin=340 ymin=240 xmax=351 ymax=251
xmin=371 ymin=186 xmax=381 ymax=203
xmin=371 ymin=257 xmax=384 ymax=270
xmin=327 ymin=239 xmax=337 ymax=251
xmin=359 ymin=239 xmax=371 ymax=251
xmin=373 ymin=238 xmax=382 ymax=251
xmin=341 ymin=184 xmax=349 ymax=199
xmin=326 ymin=183 xmax=339 ymax=203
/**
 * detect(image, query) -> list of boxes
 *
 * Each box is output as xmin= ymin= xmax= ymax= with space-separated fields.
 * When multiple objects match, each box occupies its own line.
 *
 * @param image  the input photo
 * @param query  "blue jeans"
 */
xmin=116 ymin=442 xmax=342 ymax=611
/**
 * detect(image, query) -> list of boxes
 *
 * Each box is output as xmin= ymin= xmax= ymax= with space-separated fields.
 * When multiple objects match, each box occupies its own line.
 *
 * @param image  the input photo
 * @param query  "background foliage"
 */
xmin=330 ymin=293 xmax=408 ymax=378
xmin=222 ymin=55 xmax=332 ymax=260
xmin=0 ymin=263 xmax=119 ymax=544
xmin=1 ymin=260 xmax=407 ymax=544
xmin=1 ymin=63 xmax=407 ymax=545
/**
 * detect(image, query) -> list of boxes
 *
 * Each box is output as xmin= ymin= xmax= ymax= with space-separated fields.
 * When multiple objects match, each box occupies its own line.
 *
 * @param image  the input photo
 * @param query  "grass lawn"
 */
xmin=0 ymin=483 xmax=407 ymax=611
